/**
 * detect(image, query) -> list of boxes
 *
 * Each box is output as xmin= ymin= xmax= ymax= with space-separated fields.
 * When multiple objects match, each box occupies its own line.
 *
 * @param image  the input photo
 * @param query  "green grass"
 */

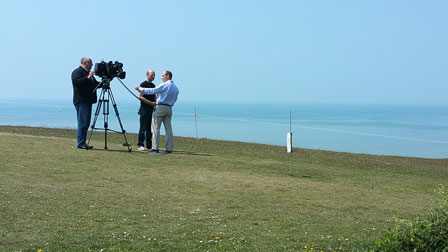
xmin=0 ymin=126 xmax=447 ymax=252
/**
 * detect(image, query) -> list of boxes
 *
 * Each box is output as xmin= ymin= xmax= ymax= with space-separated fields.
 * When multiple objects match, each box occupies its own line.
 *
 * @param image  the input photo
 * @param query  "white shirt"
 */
xmin=139 ymin=80 xmax=179 ymax=106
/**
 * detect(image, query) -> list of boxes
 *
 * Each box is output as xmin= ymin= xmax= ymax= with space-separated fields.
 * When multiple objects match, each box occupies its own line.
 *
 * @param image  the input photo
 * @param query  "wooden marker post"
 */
xmin=194 ymin=106 xmax=198 ymax=139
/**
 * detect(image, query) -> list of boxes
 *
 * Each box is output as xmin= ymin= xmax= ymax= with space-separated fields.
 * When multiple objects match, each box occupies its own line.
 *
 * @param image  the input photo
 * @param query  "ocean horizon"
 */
xmin=1 ymin=99 xmax=447 ymax=159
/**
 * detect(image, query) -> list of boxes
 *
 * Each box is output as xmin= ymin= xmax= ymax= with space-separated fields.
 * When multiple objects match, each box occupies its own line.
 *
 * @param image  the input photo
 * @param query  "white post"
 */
xmin=287 ymin=132 xmax=293 ymax=153
xmin=287 ymin=110 xmax=293 ymax=176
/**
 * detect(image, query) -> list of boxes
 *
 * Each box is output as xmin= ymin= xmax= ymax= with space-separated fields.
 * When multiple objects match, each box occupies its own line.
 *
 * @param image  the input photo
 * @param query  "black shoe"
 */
xmin=148 ymin=149 xmax=159 ymax=153
xmin=165 ymin=150 xmax=172 ymax=154
xmin=77 ymin=144 xmax=93 ymax=150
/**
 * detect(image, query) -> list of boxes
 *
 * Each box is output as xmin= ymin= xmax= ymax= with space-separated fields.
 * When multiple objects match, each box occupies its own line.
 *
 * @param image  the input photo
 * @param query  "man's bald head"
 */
xmin=146 ymin=69 xmax=155 ymax=82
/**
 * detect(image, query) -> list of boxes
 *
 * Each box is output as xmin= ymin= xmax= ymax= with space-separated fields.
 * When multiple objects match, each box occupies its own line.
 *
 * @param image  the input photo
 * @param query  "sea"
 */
xmin=1 ymin=100 xmax=447 ymax=159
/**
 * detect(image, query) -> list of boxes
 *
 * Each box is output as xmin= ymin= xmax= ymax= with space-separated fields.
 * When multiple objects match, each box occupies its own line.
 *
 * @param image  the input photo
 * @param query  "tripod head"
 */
xmin=93 ymin=77 xmax=113 ymax=92
xmin=100 ymin=77 xmax=112 ymax=89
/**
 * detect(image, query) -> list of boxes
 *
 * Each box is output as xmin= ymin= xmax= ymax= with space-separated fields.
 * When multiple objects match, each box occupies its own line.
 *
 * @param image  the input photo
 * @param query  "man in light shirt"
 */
xmin=134 ymin=70 xmax=179 ymax=153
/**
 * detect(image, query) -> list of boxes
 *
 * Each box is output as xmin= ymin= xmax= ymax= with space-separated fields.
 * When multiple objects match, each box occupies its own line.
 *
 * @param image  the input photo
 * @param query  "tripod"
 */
xmin=87 ymin=78 xmax=132 ymax=152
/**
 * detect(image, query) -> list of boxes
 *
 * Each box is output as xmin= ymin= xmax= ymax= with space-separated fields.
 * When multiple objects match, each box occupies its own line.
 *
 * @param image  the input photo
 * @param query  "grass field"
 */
xmin=0 ymin=126 xmax=447 ymax=252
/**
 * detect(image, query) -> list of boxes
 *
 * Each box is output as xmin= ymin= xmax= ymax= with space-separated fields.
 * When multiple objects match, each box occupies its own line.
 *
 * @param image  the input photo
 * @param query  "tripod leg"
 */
xmin=109 ymin=90 xmax=132 ymax=152
xmin=103 ymin=91 xmax=109 ymax=150
xmin=88 ymin=89 xmax=105 ymax=146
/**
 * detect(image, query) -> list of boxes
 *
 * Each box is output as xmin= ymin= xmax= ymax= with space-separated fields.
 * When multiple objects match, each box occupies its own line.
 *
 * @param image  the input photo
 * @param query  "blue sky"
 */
xmin=1 ymin=0 xmax=447 ymax=105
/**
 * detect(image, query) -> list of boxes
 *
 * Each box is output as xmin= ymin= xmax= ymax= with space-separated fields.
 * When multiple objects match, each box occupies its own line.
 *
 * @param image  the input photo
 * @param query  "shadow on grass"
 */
xmin=169 ymin=150 xmax=213 ymax=157
xmin=85 ymin=148 xmax=213 ymax=157
xmin=82 ymin=148 xmax=132 ymax=153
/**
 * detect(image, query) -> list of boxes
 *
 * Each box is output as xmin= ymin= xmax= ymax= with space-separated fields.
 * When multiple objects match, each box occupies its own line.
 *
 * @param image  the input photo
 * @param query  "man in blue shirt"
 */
xmin=134 ymin=70 xmax=179 ymax=153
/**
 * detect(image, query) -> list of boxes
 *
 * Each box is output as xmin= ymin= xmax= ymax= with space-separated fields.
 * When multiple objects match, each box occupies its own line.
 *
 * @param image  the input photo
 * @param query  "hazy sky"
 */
xmin=1 ymin=0 xmax=447 ymax=105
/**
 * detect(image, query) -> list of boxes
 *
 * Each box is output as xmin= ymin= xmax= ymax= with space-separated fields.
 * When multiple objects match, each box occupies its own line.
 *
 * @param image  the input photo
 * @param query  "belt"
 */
xmin=157 ymin=103 xmax=172 ymax=107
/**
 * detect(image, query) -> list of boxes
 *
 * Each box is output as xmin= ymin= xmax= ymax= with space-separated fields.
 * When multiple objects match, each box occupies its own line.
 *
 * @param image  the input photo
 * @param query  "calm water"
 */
xmin=1 ymin=100 xmax=447 ymax=158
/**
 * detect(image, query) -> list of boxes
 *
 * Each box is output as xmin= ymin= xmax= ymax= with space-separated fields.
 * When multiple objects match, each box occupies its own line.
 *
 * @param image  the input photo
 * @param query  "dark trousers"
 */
xmin=74 ymin=102 xmax=92 ymax=147
xmin=138 ymin=107 xmax=153 ymax=148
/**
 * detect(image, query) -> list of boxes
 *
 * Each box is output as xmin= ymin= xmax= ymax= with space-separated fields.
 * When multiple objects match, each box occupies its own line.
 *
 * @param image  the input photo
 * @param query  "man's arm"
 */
xmin=72 ymin=68 xmax=96 ymax=87
xmin=134 ymin=83 xmax=165 ymax=95
xmin=71 ymin=68 xmax=89 ymax=87
xmin=138 ymin=92 xmax=156 ymax=107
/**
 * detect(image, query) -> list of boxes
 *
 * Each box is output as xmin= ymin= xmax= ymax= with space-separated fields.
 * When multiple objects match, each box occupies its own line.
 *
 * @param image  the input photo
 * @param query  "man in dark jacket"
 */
xmin=71 ymin=56 xmax=100 ymax=149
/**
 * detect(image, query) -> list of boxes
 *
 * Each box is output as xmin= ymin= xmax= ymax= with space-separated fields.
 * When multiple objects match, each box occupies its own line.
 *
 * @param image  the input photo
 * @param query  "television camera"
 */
xmin=94 ymin=61 xmax=126 ymax=81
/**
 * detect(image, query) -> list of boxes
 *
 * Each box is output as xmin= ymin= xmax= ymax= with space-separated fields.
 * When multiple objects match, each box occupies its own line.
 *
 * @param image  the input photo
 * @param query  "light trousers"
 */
xmin=151 ymin=105 xmax=173 ymax=151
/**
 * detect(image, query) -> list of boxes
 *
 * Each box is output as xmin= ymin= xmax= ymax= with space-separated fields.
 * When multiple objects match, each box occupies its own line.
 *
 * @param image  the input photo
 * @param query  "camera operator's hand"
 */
xmin=88 ymin=71 xmax=95 ymax=79
xmin=134 ymin=85 xmax=141 ymax=91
